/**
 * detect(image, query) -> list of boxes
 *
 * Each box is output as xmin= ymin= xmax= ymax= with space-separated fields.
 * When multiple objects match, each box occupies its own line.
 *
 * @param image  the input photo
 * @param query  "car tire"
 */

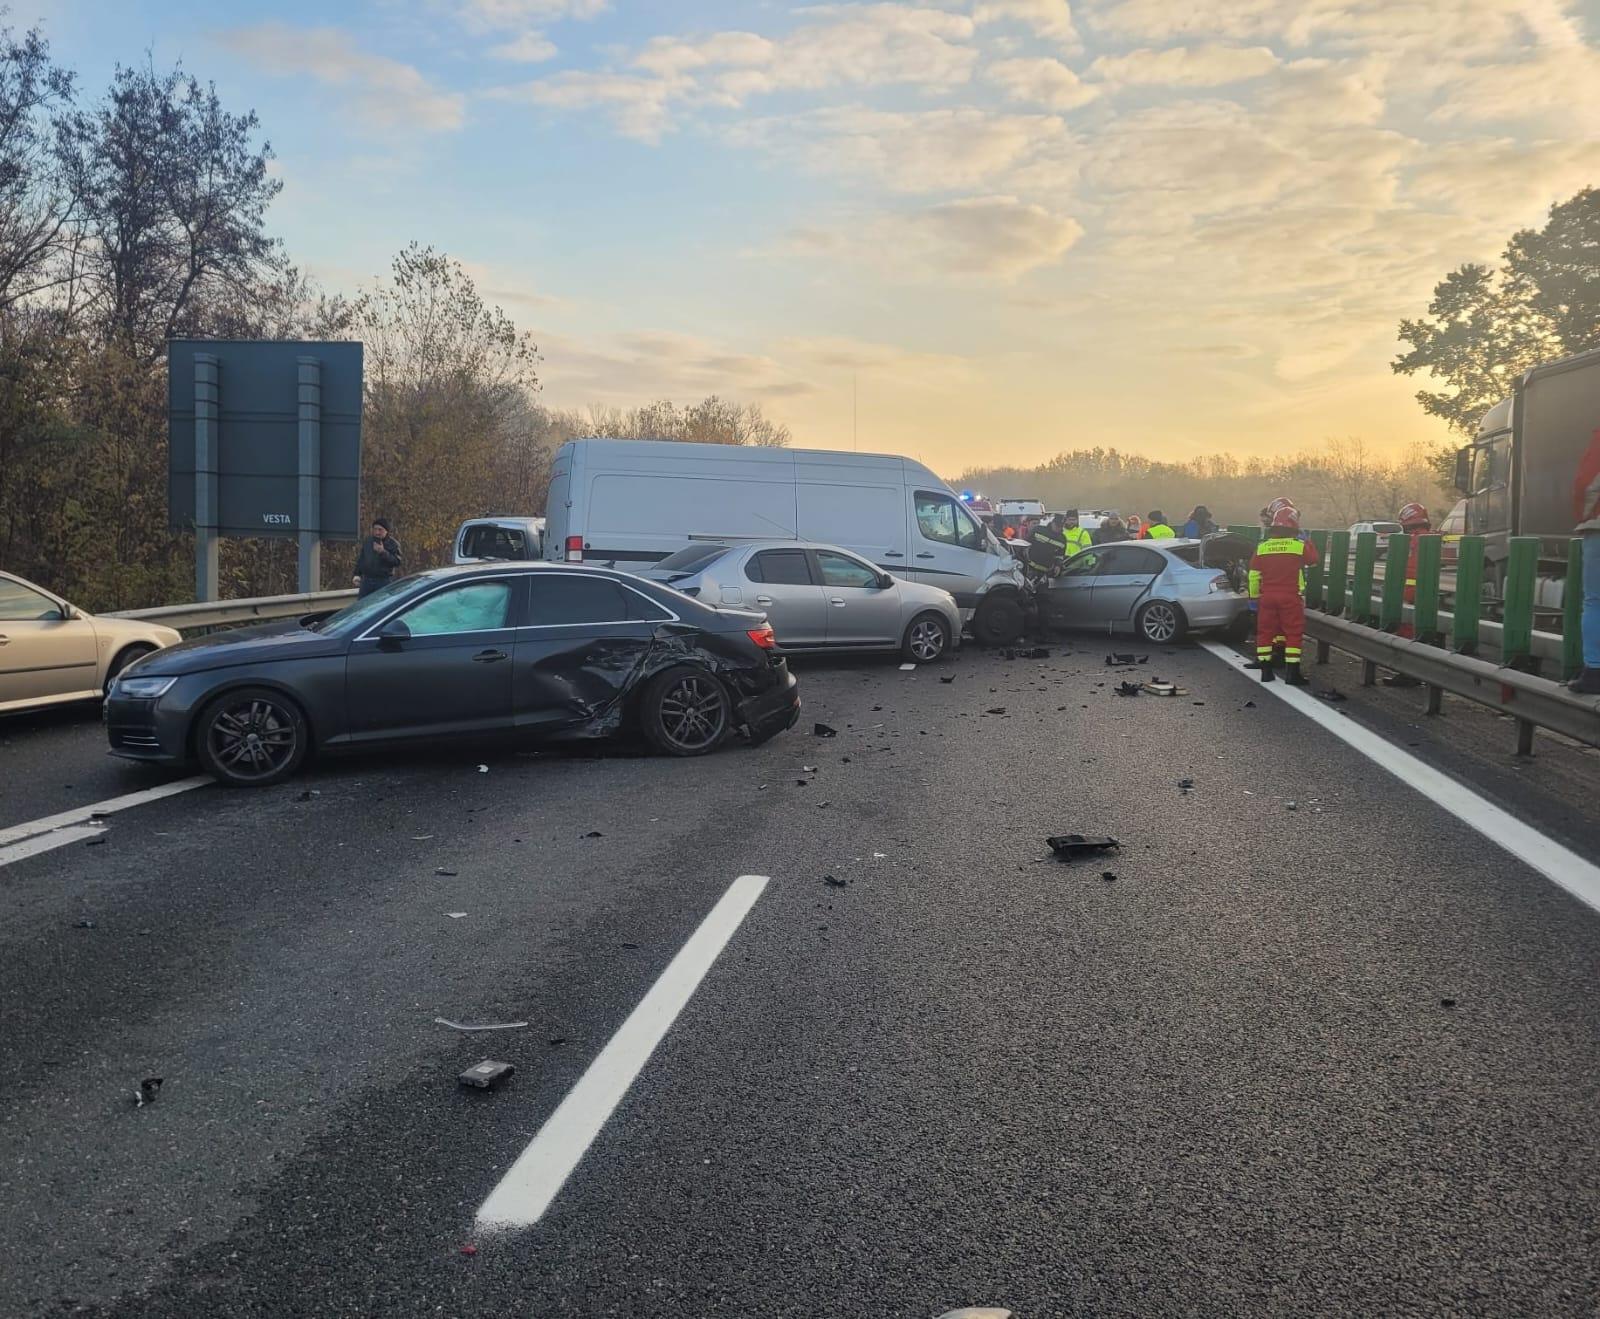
xmin=194 ymin=686 xmax=310 ymax=788
xmin=1136 ymin=599 xmax=1187 ymax=645
xmin=103 ymin=644 xmax=156 ymax=695
xmin=972 ymin=594 xmax=1026 ymax=647
xmin=902 ymin=612 xmax=951 ymax=663
xmin=640 ymin=668 xmax=732 ymax=757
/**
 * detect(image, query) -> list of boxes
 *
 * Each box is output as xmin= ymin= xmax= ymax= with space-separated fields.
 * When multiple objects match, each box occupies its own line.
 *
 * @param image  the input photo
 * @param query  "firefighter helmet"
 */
xmin=1398 ymin=501 xmax=1430 ymax=529
xmin=1271 ymin=507 xmax=1300 ymax=530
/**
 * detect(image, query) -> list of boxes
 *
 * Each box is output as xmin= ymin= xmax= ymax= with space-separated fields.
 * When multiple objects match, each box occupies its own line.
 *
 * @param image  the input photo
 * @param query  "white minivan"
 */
xmin=544 ymin=440 xmax=1029 ymax=643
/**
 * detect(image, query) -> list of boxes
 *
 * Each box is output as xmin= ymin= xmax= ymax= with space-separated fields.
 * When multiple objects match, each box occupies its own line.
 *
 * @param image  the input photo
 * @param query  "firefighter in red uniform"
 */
xmin=1396 ymin=501 xmax=1432 ymax=639
xmin=1249 ymin=507 xmax=1319 ymax=685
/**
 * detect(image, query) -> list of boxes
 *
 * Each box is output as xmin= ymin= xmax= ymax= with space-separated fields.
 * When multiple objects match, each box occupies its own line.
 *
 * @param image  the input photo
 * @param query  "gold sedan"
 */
xmin=0 ymin=571 xmax=182 ymax=714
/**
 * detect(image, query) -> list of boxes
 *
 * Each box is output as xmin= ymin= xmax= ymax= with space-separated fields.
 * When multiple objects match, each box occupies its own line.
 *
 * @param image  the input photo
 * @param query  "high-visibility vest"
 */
xmin=1063 ymin=526 xmax=1093 ymax=555
xmin=1144 ymin=523 xmax=1175 ymax=539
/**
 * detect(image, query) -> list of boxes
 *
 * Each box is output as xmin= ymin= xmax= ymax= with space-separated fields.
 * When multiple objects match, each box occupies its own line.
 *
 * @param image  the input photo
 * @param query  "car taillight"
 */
xmin=565 ymin=535 xmax=583 ymax=562
xmin=1209 ymin=573 xmax=1232 ymax=592
xmin=747 ymin=625 xmax=777 ymax=650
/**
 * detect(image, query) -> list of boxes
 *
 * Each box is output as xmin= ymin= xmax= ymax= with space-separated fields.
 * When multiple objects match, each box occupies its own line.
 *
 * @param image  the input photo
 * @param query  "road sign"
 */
xmin=167 ymin=340 xmax=364 ymax=599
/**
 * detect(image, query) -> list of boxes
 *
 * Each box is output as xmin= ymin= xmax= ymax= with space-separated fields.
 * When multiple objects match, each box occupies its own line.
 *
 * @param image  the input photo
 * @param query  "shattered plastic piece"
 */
xmin=1440 ymin=998 xmax=1457 ymax=1008
xmin=985 ymin=707 xmax=1007 ymax=715
xmin=411 ymin=834 xmax=434 ymax=840
xmin=940 ymin=675 xmax=956 ymax=684
xmin=1286 ymin=801 xmax=1299 ymax=811
xmin=1047 ymin=834 xmax=1121 ymax=859
xmin=549 ymin=1037 xmax=568 ymax=1046
xmin=85 ymin=836 xmax=106 ymax=847
xmin=1243 ymin=700 xmax=1256 ymax=708
xmin=294 ymin=789 xmax=319 ymax=802
xmin=899 ymin=663 xmax=916 ymax=671
xmin=1317 ymin=689 xmax=1349 ymax=703
xmin=1114 ymin=682 xmax=1141 ymax=697
xmin=74 ymin=918 xmax=97 ymax=929
xmin=458 ymin=1060 xmax=515 ymax=1089
xmin=1101 ymin=871 xmax=1117 ymax=883
xmin=823 ymin=874 xmax=850 ymax=888
xmin=460 ymin=1244 xmax=479 ymax=1258
xmin=1179 ymin=778 xmax=1194 ymax=793
xmin=435 ymin=1017 xmax=529 ymax=1031
xmin=582 ymin=830 xmax=603 ymax=838
xmin=802 ymin=765 xmax=818 ymax=773
xmin=813 ymin=722 xmax=838 ymax=737
xmin=445 ymin=912 xmax=468 ymax=919
xmin=936 ymin=1307 xmax=1012 ymax=1318
xmin=135 ymin=1077 xmax=162 ymax=1107
xmin=477 ymin=764 xmax=489 ymax=773
xmin=795 ymin=779 xmax=809 ymax=787
xmin=434 ymin=868 xmax=459 ymax=877
xmin=620 ymin=942 xmax=641 ymax=949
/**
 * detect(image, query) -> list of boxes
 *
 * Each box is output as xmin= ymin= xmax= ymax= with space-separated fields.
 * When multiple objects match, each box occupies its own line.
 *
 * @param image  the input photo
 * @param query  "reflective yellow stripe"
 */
xmin=1247 ymin=569 xmax=1261 ymax=598
xmin=1256 ymin=537 xmax=1307 ymax=555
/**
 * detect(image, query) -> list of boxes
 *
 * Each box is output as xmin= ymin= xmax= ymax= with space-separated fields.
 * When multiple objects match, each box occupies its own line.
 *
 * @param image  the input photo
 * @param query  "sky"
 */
xmin=25 ymin=0 xmax=1600 ymax=475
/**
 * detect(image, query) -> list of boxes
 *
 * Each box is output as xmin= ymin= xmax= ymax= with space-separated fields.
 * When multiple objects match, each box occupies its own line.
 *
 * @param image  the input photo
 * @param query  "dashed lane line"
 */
xmin=0 ymin=777 xmax=209 ymax=850
xmin=476 ymin=873 xmax=771 ymax=1230
xmin=1200 ymin=641 xmax=1600 ymax=917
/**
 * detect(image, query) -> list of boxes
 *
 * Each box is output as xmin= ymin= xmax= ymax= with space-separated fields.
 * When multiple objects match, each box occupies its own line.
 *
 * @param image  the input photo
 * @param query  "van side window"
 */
xmin=915 ymin=492 xmax=985 ymax=551
xmin=747 ymin=550 xmax=813 ymax=586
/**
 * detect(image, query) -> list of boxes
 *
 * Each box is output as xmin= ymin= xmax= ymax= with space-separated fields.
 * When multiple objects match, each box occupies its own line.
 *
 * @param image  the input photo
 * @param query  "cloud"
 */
xmin=986 ymin=57 xmax=1099 ymax=109
xmin=1089 ymin=43 xmax=1279 ymax=87
xmin=777 ymin=336 xmax=976 ymax=388
xmin=497 ymin=5 xmax=980 ymax=138
xmin=972 ymin=0 xmax=1081 ymax=50
xmin=1429 ymin=45 xmax=1600 ymax=135
xmin=536 ymin=327 xmax=815 ymax=405
xmin=488 ymin=31 xmax=558 ymax=62
xmin=459 ymin=0 xmax=607 ymax=28
xmin=891 ymin=195 xmax=1084 ymax=279
xmin=214 ymin=25 xmax=465 ymax=132
xmin=731 ymin=107 xmax=1069 ymax=192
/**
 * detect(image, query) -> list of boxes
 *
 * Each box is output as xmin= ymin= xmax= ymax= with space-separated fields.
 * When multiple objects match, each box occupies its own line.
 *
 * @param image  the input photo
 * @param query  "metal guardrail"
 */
xmin=1306 ymin=613 xmax=1600 ymax=754
xmin=109 ymin=589 xmax=354 ymax=632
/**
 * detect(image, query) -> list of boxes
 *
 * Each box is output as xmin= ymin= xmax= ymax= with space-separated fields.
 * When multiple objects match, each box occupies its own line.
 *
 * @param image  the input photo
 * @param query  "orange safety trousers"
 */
xmin=1256 ymin=595 xmax=1305 ymax=665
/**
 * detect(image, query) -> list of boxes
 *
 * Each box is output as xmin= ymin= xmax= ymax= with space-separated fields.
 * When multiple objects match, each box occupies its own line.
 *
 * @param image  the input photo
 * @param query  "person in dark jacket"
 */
xmin=1182 ymin=505 xmax=1217 ymax=538
xmin=1093 ymin=514 xmax=1129 ymax=544
xmin=353 ymin=518 xmax=402 ymax=597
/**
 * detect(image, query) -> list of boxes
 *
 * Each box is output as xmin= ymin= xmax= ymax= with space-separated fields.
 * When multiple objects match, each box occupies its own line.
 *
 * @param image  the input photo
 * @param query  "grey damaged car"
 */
xmin=1034 ymin=538 xmax=1252 ymax=644
xmin=641 ymin=541 xmax=963 ymax=663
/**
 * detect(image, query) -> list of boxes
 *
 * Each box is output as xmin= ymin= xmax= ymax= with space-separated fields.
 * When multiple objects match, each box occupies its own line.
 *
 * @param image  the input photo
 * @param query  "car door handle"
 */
xmin=883 ymin=551 xmax=903 ymax=558
xmin=916 ymin=552 xmax=935 ymax=559
xmin=0 ymin=635 xmax=8 ymax=645
xmin=472 ymin=649 xmax=508 ymax=663
xmin=755 ymin=595 xmax=774 ymax=606
xmin=829 ymin=597 xmax=846 ymax=607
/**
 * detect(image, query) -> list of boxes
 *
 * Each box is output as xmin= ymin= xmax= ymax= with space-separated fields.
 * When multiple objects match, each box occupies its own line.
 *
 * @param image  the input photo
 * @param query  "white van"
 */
xmin=544 ymin=439 xmax=1028 ymax=643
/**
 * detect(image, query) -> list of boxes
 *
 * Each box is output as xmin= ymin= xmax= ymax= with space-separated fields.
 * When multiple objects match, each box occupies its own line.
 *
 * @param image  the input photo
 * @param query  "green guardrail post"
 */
xmin=1226 ymin=523 xmax=1262 ymax=543
xmin=1452 ymin=535 xmax=1485 ymax=654
xmin=1325 ymin=530 xmax=1349 ymax=615
xmin=1562 ymin=537 xmax=1585 ymax=681
xmin=1413 ymin=532 xmax=1443 ymax=643
xmin=1305 ymin=530 xmax=1328 ymax=609
xmin=1379 ymin=532 xmax=1407 ymax=630
xmin=1350 ymin=531 xmax=1377 ymax=624
xmin=1501 ymin=535 xmax=1539 ymax=669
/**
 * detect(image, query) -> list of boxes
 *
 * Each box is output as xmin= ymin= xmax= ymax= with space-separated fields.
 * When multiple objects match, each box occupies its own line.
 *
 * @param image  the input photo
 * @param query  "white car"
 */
xmin=0 ymin=571 xmax=181 ymax=714
xmin=453 ymin=517 xmax=545 ymax=564
xmin=1347 ymin=520 xmax=1404 ymax=553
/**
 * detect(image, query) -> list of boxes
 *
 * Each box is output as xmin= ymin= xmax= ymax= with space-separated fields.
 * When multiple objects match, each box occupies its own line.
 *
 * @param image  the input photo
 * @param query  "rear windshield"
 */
xmin=653 ymin=543 xmax=732 ymax=573
xmin=1372 ymin=522 xmax=1403 ymax=534
xmin=461 ymin=524 xmax=531 ymax=559
xmin=1168 ymin=545 xmax=1200 ymax=564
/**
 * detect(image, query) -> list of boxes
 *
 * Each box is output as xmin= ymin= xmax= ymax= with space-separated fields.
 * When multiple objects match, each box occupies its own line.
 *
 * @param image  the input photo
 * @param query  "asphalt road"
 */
xmin=2 ymin=640 xmax=1598 ymax=1317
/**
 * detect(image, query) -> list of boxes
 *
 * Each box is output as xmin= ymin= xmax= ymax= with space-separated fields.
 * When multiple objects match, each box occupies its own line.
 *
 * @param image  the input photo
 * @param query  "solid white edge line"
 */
xmin=0 ymin=776 xmax=209 ymax=848
xmin=1199 ymin=641 xmax=1600 ymax=916
xmin=0 ymin=824 xmax=107 ymax=868
xmin=476 ymin=873 xmax=771 ymax=1230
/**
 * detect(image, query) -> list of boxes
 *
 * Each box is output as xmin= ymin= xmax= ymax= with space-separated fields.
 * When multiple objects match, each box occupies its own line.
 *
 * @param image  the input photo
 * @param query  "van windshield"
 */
xmin=654 ymin=543 xmax=732 ymax=573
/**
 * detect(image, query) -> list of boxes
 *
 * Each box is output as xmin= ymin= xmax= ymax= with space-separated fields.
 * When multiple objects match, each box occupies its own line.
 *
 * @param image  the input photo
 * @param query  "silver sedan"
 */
xmin=642 ymin=541 xmax=963 ymax=662
xmin=1035 ymin=539 xmax=1250 ymax=644
xmin=0 ymin=571 xmax=181 ymax=714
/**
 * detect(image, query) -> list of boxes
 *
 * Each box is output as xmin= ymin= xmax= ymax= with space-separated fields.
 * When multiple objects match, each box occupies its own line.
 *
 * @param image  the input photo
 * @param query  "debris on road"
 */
xmin=134 ymin=1077 xmax=162 ymax=1108
xmin=74 ymin=918 xmax=97 ymax=929
xmin=411 ymin=834 xmax=434 ymax=841
xmin=813 ymin=722 xmax=838 ymax=737
xmin=1179 ymin=778 xmax=1194 ymax=793
xmin=1114 ymin=682 xmax=1141 ymax=697
xmin=899 ymin=663 xmax=916 ymax=671
xmin=458 ymin=1060 xmax=515 ymax=1089
xmin=823 ymin=874 xmax=850 ymax=888
xmin=1143 ymin=680 xmax=1188 ymax=696
xmin=1001 ymin=647 xmax=1051 ymax=660
xmin=434 ymin=868 xmax=459 ymax=877
xmin=985 ymin=706 xmax=1007 ymax=715
xmin=435 ymin=1018 xmax=529 ymax=1032
xmin=1047 ymin=834 xmax=1120 ymax=859
xmin=940 ymin=675 xmax=956 ymax=684
xmin=445 ymin=912 xmax=468 ymax=919
xmin=1317 ymin=689 xmax=1349 ymax=704
xmin=1440 ymin=998 xmax=1457 ymax=1008
xmin=582 ymin=830 xmax=603 ymax=838
xmin=460 ymin=1244 xmax=479 ymax=1258
xmin=1243 ymin=700 xmax=1256 ymax=709
xmin=1101 ymin=871 xmax=1118 ymax=882
xmin=294 ymin=789 xmax=320 ymax=802
xmin=1106 ymin=653 xmax=1149 ymax=666
xmin=476 ymin=764 xmax=489 ymax=773
xmin=84 ymin=836 xmax=106 ymax=847
xmin=1286 ymin=801 xmax=1299 ymax=811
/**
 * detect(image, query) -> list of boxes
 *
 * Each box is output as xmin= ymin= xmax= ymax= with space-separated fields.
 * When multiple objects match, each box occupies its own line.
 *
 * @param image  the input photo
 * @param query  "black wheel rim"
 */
xmin=909 ymin=619 xmax=945 ymax=661
xmin=1143 ymin=604 xmax=1177 ymax=642
xmin=658 ymin=676 xmax=727 ymax=750
xmin=208 ymin=697 xmax=298 ymax=780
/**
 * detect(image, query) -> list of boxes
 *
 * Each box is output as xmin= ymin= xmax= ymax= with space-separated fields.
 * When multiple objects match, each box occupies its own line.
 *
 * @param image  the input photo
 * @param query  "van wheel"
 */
xmin=973 ymin=595 xmax=1025 ymax=647
xmin=903 ymin=613 xmax=951 ymax=663
xmin=1136 ymin=600 xmax=1187 ymax=645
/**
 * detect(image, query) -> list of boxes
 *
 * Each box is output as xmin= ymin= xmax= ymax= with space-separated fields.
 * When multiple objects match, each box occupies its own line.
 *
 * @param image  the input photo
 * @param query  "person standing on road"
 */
xmin=1249 ymin=507 xmax=1319 ymax=685
xmin=1183 ymin=505 xmax=1217 ymax=538
xmin=1027 ymin=514 xmax=1068 ymax=576
xmin=1571 ymin=437 xmax=1600 ymax=694
xmin=1062 ymin=509 xmax=1093 ymax=558
xmin=1141 ymin=511 xmax=1175 ymax=539
xmin=353 ymin=518 xmax=402 ymax=597
xmin=1094 ymin=514 xmax=1128 ymax=544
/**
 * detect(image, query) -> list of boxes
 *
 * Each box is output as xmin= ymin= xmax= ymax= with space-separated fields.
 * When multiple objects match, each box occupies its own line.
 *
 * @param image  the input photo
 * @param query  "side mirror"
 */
xmin=877 ymin=573 xmax=895 ymax=590
xmin=1452 ymin=447 xmax=1471 ymax=493
xmin=377 ymin=618 xmax=411 ymax=646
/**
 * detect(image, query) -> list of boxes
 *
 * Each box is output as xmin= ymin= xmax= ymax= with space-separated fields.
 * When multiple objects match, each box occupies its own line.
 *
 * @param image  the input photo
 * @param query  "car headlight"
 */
xmin=115 ymin=674 xmax=177 ymax=699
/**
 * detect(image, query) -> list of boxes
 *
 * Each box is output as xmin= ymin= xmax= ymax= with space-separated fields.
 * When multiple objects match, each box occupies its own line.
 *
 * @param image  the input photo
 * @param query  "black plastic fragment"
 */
xmin=823 ymin=874 xmax=850 ymax=888
xmin=1114 ymin=682 xmax=1141 ymax=697
xmin=813 ymin=722 xmax=838 ymax=738
xmin=458 ymin=1060 xmax=515 ymax=1090
xmin=1317 ymin=689 xmax=1349 ymax=703
xmin=135 ymin=1077 xmax=162 ymax=1107
xmin=1047 ymin=834 xmax=1121 ymax=859
xmin=985 ymin=706 xmax=1007 ymax=715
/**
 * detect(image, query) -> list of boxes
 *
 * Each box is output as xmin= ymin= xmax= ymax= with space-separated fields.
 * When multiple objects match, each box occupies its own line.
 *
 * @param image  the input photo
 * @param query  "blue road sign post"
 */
xmin=169 ymin=340 xmax=363 ymax=600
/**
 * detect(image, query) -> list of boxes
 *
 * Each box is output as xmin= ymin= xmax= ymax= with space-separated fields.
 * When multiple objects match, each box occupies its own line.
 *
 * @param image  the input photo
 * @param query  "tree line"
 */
xmin=0 ymin=25 xmax=788 ymax=610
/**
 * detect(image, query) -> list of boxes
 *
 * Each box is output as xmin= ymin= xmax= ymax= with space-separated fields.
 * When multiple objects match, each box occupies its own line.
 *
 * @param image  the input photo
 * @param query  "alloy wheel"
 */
xmin=657 ymin=675 xmax=728 ymax=751
xmin=207 ymin=697 xmax=300 ymax=782
xmin=908 ymin=618 xmax=946 ymax=662
xmin=1141 ymin=602 xmax=1178 ymax=643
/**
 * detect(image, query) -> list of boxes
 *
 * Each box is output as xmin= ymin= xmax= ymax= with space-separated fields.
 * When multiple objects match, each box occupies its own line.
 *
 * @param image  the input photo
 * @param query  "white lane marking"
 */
xmin=476 ymin=873 xmax=770 ymax=1229
xmin=1200 ymin=641 xmax=1600 ymax=916
xmin=0 ymin=777 xmax=208 ymax=848
xmin=0 ymin=824 xmax=107 ymax=868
